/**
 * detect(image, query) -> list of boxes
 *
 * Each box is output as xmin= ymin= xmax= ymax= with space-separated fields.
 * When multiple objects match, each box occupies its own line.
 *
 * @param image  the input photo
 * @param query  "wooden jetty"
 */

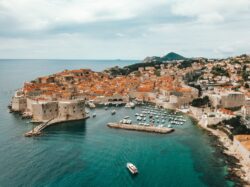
xmin=107 ymin=123 xmax=174 ymax=134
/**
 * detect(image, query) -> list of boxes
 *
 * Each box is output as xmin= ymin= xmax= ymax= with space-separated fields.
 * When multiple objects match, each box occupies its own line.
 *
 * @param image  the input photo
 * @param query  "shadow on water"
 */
xmin=43 ymin=119 xmax=87 ymax=135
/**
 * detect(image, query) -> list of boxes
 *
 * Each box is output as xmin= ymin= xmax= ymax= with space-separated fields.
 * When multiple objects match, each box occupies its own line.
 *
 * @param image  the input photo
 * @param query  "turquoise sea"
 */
xmin=0 ymin=59 xmax=233 ymax=187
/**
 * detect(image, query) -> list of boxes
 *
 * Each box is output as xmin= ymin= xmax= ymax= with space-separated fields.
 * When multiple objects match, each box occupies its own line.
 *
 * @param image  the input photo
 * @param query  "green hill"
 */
xmin=161 ymin=52 xmax=186 ymax=61
xmin=142 ymin=52 xmax=186 ymax=63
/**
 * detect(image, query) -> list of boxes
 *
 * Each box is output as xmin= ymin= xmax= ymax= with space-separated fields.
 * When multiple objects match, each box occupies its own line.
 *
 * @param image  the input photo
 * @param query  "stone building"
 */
xmin=11 ymin=95 xmax=27 ymax=112
xmin=220 ymin=92 xmax=245 ymax=109
xmin=208 ymin=92 xmax=245 ymax=109
xmin=58 ymin=100 xmax=86 ymax=121
xmin=32 ymin=101 xmax=58 ymax=122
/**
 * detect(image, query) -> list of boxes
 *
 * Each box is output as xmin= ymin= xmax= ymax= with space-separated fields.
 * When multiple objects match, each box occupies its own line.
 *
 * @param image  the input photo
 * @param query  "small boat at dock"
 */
xmin=125 ymin=102 xmax=135 ymax=108
xmin=126 ymin=163 xmax=138 ymax=174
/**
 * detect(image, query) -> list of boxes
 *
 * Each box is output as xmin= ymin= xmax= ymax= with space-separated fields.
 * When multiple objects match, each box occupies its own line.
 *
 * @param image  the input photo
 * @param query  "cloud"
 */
xmin=0 ymin=0 xmax=167 ymax=32
xmin=116 ymin=33 xmax=125 ymax=37
xmin=0 ymin=0 xmax=249 ymax=59
xmin=171 ymin=0 xmax=250 ymax=23
xmin=215 ymin=41 xmax=250 ymax=57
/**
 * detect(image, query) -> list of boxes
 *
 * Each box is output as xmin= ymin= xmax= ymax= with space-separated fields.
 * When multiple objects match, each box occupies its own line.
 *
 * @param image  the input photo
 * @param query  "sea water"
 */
xmin=0 ymin=59 xmax=233 ymax=187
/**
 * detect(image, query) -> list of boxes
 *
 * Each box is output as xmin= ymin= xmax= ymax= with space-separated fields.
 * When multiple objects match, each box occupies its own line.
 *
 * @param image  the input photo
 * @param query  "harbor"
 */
xmin=107 ymin=122 xmax=174 ymax=134
xmin=0 ymin=60 xmax=239 ymax=186
xmin=23 ymin=103 xmax=182 ymax=137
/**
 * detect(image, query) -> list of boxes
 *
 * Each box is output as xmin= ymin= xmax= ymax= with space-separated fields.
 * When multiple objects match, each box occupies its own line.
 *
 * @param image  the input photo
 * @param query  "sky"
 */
xmin=0 ymin=0 xmax=250 ymax=59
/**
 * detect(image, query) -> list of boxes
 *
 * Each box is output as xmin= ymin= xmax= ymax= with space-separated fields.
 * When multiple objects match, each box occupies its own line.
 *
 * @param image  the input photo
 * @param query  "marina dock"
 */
xmin=107 ymin=123 xmax=174 ymax=134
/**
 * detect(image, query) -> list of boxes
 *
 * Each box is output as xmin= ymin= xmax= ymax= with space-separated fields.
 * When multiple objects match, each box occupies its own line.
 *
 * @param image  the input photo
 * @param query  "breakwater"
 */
xmin=107 ymin=123 xmax=174 ymax=134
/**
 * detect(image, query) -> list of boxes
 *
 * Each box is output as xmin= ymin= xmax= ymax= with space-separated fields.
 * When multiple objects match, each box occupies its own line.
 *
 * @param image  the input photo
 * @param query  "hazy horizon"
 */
xmin=0 ymin=52 xmax=249 ymax=61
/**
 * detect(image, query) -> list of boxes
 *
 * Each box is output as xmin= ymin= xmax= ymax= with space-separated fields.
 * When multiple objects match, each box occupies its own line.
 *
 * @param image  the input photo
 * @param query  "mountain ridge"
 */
xmin=142 ymin=52 xmax=186 ymax=63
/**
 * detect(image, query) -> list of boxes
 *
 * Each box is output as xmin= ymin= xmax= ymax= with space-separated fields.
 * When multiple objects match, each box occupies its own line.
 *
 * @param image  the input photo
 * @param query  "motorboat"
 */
xmin=120 ymin=119 xmax=132 ymax=124
xmin=111 ymin=110 xmax=116 ymax=115
xmin=137 ymin=117 xmax=142 ymax=121
xmin=126 ymin=163 xmax=138 ymax=174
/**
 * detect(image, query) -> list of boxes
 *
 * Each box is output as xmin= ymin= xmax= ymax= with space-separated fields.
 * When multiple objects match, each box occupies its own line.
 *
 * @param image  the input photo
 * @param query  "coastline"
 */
xmin=187 ymin=112 xmax=250 ymax=186
xmin=24 ymin=115 xmax=90 ymax=137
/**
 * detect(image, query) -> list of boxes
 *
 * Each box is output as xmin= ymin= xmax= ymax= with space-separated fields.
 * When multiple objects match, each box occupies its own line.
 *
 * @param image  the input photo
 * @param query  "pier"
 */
xmin=24 ymin=116 xmax=90 ymax=137
xmin=107 ymin=123 xmax=174 ymax=134
xmin=24 ymin=119 xmax=54 ymax=137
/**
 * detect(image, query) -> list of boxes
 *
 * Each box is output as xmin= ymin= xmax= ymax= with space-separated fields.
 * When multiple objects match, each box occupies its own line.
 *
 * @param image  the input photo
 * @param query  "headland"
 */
xmin=9 ymin=52 xmax=250 ymax=185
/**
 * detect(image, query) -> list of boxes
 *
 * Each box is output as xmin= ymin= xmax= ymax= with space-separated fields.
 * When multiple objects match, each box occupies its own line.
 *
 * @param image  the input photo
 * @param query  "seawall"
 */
xmin=107 ymin=123 xmax=174 ymax=134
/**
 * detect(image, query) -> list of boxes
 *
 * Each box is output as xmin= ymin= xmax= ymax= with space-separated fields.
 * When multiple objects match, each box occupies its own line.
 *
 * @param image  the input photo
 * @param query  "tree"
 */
xmin=211 ymin=66 xmax=229 ymax=77
xmin=191 ymin=96 xmax=210 ymax=107
xmin=245 ymin=83 xmax=249 ymax=88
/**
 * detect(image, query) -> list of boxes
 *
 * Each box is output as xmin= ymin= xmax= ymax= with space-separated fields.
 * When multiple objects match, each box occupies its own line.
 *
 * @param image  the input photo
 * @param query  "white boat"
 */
xmin=125 ymin=102 xmax=135 ymax=108
xmin=88 ymin=102 xmax=96 ymax=108
xmin=137 ymin=117 xmax=142 ymax=121
xmin=111 ymin=110 xmax=116 ymax=115
xmin=124 ymin=116 xmax=130 ymax=119
xmin=121 ymin=119 xmax=132 ymax=124
xmin=105 ymin=107 xmax=108 ymax=110
xmin=126 ymin=163 xmax=138 ymax=174
xmin=92 ymin=113 xmax=96 ymax=117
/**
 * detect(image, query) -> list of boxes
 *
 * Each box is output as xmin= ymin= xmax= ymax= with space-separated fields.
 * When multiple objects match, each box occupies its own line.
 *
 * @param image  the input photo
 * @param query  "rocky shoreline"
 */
xmin=188 ymin=115 xmax=250 ymax=186
xmin=206 ymin=130 xmax=248 ymax=186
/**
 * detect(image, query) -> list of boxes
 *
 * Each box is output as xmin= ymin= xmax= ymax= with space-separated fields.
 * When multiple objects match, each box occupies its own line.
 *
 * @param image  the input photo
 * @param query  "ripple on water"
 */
xmin=0 ymin=104 xmax=234 ymax=187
